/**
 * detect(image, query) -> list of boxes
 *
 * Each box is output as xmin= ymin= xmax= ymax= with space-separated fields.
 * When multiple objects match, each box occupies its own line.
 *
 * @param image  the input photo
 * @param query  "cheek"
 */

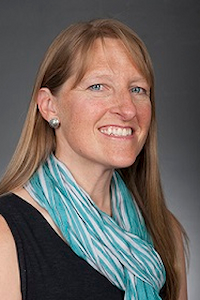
xmin=58 ymin=100 xmax=94 ymax=139
xmin=138 ymin=102 xmax=152 ymax=128
xmin=58 ymin=99 xmax=82 ymax=126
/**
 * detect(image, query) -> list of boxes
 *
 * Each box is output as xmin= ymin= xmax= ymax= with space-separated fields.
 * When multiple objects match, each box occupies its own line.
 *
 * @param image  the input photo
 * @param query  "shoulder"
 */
xmin=170 ymin=213 xmax=188 ymax=300
xmin=0 ymin=193 xmax=19 ymax=211
xmin=13 ymin=188 xmax=64 ymax=239
xmin=0 ymin=215 xmax=22 ymax=299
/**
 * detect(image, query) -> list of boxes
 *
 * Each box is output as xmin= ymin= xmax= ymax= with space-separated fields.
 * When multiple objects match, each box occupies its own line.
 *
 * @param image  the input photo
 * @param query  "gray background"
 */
xmin=0 ymin=0 xmax=199 ymax=298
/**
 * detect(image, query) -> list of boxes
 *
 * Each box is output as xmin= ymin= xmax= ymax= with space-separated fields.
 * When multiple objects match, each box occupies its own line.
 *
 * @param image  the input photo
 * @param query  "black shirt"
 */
xmin=0 ymin=194 xmax=124 ymax=300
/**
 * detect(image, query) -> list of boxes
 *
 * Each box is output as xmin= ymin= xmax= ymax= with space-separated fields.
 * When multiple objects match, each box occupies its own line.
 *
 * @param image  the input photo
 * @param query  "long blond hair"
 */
xmin=0 ymin=19 xmax=186 ymax=299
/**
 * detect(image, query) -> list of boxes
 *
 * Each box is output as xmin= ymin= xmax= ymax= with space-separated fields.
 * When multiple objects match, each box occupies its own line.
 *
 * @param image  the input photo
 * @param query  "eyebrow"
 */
xmin=82 ymin=72 xmax=113 ymax=80
xmin=82 ymin=72 xmax=148 ymax=84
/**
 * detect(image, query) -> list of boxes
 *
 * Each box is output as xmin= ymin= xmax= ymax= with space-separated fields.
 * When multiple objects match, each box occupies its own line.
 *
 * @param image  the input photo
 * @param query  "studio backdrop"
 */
xmin=0 ymin=1 xmax=199 ymax=299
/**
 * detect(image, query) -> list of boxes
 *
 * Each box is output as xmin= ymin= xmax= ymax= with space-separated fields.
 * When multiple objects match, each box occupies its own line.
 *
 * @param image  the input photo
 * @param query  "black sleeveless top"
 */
xmin=0 ymin=194 xmax=124 ymax=300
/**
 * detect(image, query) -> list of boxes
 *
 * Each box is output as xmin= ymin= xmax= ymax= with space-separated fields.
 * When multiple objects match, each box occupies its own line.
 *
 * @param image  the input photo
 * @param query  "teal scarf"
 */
xmin=24 ymin=154 xmax=166 ymax=299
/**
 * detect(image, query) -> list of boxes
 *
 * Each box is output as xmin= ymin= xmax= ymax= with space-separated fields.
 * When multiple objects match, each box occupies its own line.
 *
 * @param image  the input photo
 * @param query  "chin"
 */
xmin=110 ymin=156 xmax=137 ymax=169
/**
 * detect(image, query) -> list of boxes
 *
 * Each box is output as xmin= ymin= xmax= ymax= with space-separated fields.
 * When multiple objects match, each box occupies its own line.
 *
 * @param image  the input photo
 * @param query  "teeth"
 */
xmin=100 ymin=126 xmax=132 ymax=137
xmin=108 ymin=127 xmax=112 ymax=135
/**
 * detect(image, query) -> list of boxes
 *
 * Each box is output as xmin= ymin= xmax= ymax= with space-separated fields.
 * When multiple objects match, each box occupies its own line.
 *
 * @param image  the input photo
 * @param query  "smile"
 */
xmin=99 ymin=126 xmax=133 ymax=137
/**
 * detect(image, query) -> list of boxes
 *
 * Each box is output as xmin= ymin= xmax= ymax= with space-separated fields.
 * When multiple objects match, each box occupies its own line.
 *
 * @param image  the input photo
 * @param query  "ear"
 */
xmin=37 ymin=88 xmax=58 ymax=122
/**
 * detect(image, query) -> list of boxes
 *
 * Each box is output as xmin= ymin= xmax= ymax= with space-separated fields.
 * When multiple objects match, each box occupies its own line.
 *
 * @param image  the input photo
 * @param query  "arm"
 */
xmin=0 ymin=215 xmax=22 ymax=300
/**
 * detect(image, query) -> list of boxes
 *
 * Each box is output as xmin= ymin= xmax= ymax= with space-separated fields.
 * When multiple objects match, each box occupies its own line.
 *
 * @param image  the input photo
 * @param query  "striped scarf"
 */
xmin=24 ymin=154 xmax=166 ymax=299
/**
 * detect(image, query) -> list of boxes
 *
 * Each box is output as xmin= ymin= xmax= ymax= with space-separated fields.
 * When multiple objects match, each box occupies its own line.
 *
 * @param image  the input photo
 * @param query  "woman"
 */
xmin=0 ymin=19 xmax=187 ymax=299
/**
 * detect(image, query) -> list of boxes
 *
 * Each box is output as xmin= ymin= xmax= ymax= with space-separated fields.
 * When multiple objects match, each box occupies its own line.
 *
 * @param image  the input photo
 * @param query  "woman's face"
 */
xmin=54 ymin=38 xmax=151 ymax=173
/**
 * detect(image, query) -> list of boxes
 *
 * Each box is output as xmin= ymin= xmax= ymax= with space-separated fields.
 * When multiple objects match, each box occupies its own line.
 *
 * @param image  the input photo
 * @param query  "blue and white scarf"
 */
xmin=24 ymin=154 xmax=166 ymax=299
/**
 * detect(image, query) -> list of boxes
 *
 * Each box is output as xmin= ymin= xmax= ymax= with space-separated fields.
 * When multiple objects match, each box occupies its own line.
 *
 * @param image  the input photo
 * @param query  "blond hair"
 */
xmin=0 ymin=18 xmax=186 ymax=299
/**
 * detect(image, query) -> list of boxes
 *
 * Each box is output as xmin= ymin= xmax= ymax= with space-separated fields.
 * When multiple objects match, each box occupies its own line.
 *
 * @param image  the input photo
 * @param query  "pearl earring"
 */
xmin=49 ymin=118 xmax=60 ymax=129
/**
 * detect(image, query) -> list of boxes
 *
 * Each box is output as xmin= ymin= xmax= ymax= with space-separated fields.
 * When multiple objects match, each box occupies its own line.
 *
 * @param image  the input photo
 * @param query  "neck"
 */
xmin=55 ymin=152 xmax=114 ymax=215
xmin=85 ymin=170 xmax=113 ymax=215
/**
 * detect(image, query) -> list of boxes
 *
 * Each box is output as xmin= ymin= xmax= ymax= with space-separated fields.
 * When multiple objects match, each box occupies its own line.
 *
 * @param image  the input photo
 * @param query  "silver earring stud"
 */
xmin=49 ymin=118 xmax=60 ymax=129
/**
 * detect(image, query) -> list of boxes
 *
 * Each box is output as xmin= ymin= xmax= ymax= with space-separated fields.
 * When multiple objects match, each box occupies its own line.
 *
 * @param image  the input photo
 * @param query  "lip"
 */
xmin=98 ymin=125 xmax=135 ymax=139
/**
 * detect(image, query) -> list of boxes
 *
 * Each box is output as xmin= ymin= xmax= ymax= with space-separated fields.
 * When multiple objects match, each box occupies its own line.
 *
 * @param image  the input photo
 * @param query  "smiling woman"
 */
xmin=0 ymin=19 xmax=187 ymax=300
xmin=43 ymin=37 xmax=151 ymax=173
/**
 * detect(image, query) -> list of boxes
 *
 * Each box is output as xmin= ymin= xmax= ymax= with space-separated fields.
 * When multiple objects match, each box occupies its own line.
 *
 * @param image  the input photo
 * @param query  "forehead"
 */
xmin=72 ymin=37 xmax=148 ymax=85
xmin=88 ymin=38 xmax=134 ymax=64
xmin=88 ymin=38 xmax=134 ymax=67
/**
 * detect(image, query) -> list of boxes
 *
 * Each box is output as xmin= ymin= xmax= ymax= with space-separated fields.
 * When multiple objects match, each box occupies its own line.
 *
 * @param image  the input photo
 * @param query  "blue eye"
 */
xmin=131 ymin=87 xmax=144 ymax=94
xmin=89 ymin=84 xmax=103 ymax=91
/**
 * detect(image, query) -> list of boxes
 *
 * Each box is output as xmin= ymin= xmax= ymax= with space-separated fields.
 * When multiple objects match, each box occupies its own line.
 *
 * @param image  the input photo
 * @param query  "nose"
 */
xmin=109 ymin=90 xmax=137 ymax=121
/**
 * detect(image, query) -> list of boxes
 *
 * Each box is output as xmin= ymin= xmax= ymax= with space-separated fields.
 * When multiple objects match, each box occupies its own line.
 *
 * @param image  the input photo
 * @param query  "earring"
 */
xmin=49 ymin=118 xmax=60 ymax=129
